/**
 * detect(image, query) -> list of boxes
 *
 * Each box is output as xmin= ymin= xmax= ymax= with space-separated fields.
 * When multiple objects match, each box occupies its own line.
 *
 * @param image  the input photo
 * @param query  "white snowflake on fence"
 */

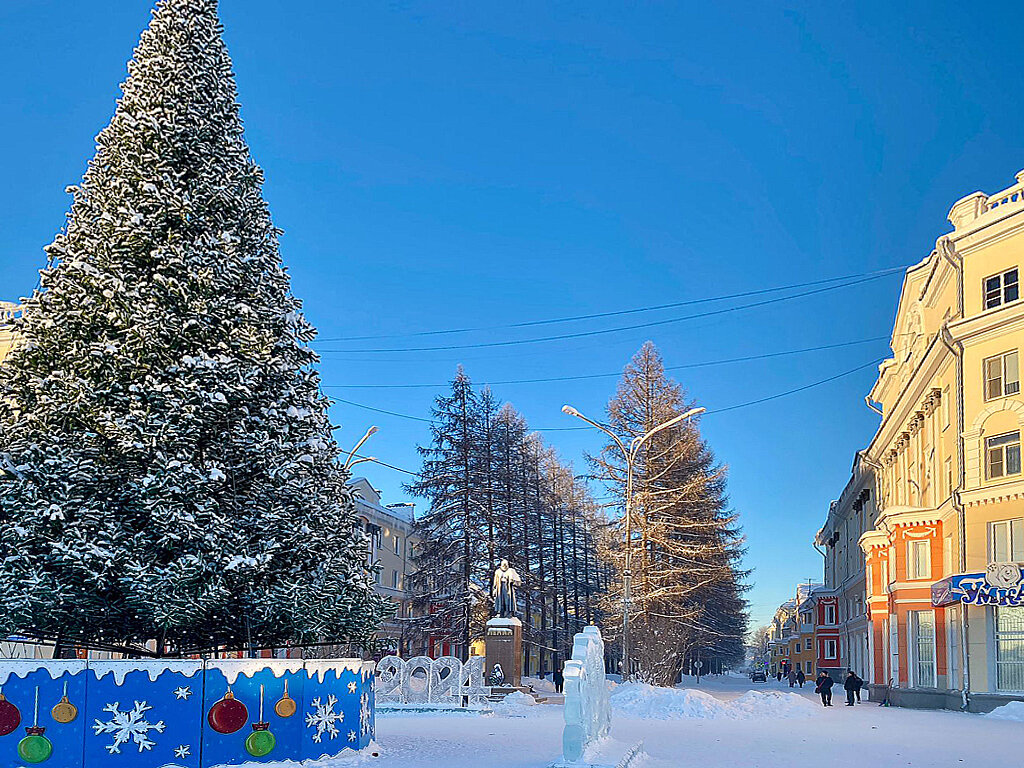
xmin=359 ymin=692 xmax=372 ymax=737
xmin=92 ymin=700 xmax=166 ymax=754
xmin=305 ymin=695 xmax=342 ymax=743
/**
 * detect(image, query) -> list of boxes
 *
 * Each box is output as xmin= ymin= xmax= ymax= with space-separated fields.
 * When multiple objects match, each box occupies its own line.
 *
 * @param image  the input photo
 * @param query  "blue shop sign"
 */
xmin=932 ymin=564 xmax=1024 ymax=607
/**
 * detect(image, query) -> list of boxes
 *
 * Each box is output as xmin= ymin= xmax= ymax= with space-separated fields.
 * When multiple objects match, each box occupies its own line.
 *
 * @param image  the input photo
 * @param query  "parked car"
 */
xmin=750 ymin=670 xmax=767 ymax=683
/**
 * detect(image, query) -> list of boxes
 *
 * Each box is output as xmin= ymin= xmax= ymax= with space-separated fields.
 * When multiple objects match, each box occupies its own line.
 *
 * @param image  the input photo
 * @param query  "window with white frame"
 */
xmin=995 ymin=607 xmax=1024 ymax=691
xmin=909 ymin=610 xmax=936 ymax=687
xmin=394 ymin=535 xmax=402 ymax=555
xmin=825 ymin=639 xmax=837 ymax=659
xmin=908 ymin=539 xmax=931 ymax=580
xmin=824 ymin=604 xmax=836 ymax=625
xmin=984 ymin=351 xmax=1020 ymax=400
xmin=391 ymin=569 xmax=399 ymax=588
xmin=806 ymin=660 xmax=813 ymax=673
xmin=987 ymin=431 xmax=1022 ymax=480
xmin=989 ymin=519 xmax=1024 ymax=563
xmin=985 ymin=268 xmax=1020 ymax=310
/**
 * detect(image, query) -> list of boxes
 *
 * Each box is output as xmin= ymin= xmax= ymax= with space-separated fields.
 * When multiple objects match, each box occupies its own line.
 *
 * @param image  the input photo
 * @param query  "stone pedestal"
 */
xmin=485 ymin=617 xmax=523 ymax=689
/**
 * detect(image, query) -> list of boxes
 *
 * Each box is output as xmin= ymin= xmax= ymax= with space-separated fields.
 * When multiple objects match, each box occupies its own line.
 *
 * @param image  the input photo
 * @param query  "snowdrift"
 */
xmin=984 ymin=700 xmax=1024 ymax=721
xmin=609 ymin=683 xmax=816 ymax=720
xmin=490 ymin=690 xmax=539 ymax=717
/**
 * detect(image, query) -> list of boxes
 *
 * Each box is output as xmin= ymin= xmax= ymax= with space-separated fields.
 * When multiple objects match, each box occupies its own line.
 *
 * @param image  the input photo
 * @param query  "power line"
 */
xmin=322 ymin=335 xmax=888 ymax=389
xmin=702 ymin=357 xmax=885 ymax=415
xmin=315 ymin=271 xmax=899 ymax=353
xmin=316 ymin=266 xmax=904 ymax=342
xmin=331 ymin=355 xmax=885 ymax=447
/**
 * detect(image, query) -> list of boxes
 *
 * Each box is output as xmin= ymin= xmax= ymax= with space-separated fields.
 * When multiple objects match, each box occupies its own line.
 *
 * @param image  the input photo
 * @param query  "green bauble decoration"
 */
xmin=18 ymin=732 xmax=53 ymax=764
xmin=245 ymin=727 xmax=275 ymax=757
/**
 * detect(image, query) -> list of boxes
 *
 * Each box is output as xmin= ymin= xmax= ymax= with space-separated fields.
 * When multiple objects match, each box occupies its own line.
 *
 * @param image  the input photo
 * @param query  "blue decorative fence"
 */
xmin=0 ymin=658 xmax=374 ymax=768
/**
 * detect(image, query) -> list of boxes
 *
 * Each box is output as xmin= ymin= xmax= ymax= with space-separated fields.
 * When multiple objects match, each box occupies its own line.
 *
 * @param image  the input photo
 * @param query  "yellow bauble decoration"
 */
xmin=274 ymin=680 xmax=296 ymax=718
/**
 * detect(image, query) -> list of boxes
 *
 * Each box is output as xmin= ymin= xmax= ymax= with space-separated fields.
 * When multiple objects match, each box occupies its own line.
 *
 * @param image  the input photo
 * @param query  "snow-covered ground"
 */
xmin=372 ymin=674 xmax=1022 ymax=767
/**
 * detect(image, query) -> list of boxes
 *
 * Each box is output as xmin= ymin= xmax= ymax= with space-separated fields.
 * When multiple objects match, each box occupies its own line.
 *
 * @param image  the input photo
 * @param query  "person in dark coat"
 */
xmin=796 ymin=668 xmax=806 ymax=687
xmin=843 ymin=671 xmax=861 ymax=705
xmin=787 ymin=668 xmax=797 ymax=687
xmin=552 ymin=668 xmax=564 ymax=694
xmin=853 ymin=671 xmax=864 ymax=702
xmin=815 ymin=672 xmax=834 ymax=707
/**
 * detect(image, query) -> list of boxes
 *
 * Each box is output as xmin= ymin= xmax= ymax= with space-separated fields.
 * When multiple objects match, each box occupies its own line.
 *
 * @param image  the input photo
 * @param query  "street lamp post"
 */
xmin=561 ymin=404 xmax=705 ymax=681
xmin=344 ymin=425 xmax=379 ymax=471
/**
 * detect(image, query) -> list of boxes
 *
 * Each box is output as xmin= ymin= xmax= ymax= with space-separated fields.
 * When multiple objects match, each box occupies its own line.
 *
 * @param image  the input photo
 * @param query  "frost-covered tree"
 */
xmin=591 ymin=342 xmax=748 ymax=683
xmin=406 ymin=369 xmax=490 ymax=659
xmin=407 ymin=370 xmax=605 ymax=667
xmin=0 ymin=0 xmax=388 ymax=655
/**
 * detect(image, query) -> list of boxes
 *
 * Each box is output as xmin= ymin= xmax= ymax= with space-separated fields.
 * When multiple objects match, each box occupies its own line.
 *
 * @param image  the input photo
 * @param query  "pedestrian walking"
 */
xmin=815 ymin=672 xmax=834 ymax=707
xmin=787 ymin=668 xmax=797 ymax=687
xmin=852 ymin=670 xmax=864 ymax=703
xmin=777 ymin=669 xmax=783 ymax=682
xmin=796 ymin=668 xmax=806 ymax=688
xmin=552 ymin=668 xmax=564 ymax=694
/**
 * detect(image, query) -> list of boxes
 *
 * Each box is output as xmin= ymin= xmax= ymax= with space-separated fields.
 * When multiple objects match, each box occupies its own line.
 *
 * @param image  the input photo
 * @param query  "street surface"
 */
xmin=372 ymin=674 xmax=1022 ymax=767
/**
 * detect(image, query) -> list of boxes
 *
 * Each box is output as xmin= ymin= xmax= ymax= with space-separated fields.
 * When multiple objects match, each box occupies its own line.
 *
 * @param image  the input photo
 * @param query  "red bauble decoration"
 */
xmin=208 ymin=690 xmax=248 ymax=735
xmin=0 ymin=695 xmax=21 ymax=737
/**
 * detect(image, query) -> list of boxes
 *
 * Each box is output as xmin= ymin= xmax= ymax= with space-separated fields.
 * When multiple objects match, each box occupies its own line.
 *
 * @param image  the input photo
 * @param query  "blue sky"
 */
xmin=2 ymin=0 xmax=1023 ymax=629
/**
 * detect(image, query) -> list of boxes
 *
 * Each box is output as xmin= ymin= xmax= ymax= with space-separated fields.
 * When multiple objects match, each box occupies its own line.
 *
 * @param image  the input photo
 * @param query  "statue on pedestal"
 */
xmin=492 ymin=559 xmax=522 ymax=618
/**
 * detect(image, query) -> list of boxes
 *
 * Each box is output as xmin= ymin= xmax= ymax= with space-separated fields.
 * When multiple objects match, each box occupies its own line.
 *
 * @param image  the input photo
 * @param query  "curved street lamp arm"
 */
xmin=561 ymin=405 xmax=629 ymax=459
xmin=344 ymin=425 xmax=379 ymax=470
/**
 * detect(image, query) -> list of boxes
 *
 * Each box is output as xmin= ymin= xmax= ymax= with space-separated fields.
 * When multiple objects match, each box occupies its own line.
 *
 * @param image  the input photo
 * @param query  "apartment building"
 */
xmin=815 ymin=453 xmax=875 ymax=680
xmin=348 ymin=476 xmax=420 ymax=656
xmin=818 ymin=168 xmax=1024 ymax=711
xmin=0 ymin=302 xmax=19 ymax=364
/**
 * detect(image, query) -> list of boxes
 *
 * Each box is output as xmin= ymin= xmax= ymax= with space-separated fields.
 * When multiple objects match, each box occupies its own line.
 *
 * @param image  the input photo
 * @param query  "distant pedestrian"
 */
xmin=815 ymin=672 xmax=834 ymax=707
xmin=552 ymin=668 xmax=564 ymax=694
xmin=796 ymin=669 xmax=806 ymax=687
xmin=852 ymin=671 xmax=864 ymax=703
xmin=787 ymin=668 xmax=797 ymax=687
xmin=844 ymin=671 xmax=861 ymax=706
xmin=777 ymin=669 xmax=783 ymax=682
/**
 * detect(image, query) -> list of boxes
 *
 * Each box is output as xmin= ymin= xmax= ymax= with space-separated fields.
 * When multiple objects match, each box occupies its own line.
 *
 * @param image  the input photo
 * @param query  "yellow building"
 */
xmin=854 ymin=168 xmax=1024 ymax=711
xmin=0 ymin=302 xmax=18 ymax=364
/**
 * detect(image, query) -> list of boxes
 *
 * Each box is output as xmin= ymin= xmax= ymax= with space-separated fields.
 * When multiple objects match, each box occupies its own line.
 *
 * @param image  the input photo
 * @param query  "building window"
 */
xmin=908 ymin=539 xmax=931 ymax=580
xmin=984 ymin=351 xmax=1020 ymax=400
xmin=989 ymin=519 xmax=1024 ymax=563
xmin=943 ymin=534 xmax=954 ymax=575
xmin=910 ymin=610 xmax=936 ymax=687
xmin=394 ymin=536 xmax=402 ymax=555
xmin=806 ymin=660 xmax=813 ymax=674
xmin=825 ymin=639 xmax=837 ymax=659
xmin=391 ymin=569 xmax=399 ymax=588
xmin=987 ymin=431 xmax=1022 ymax=479
xmin=985 ymin=268 xmax=1019 ymax=310
xmin=995 ymin=607 xmax=1024 ymax=691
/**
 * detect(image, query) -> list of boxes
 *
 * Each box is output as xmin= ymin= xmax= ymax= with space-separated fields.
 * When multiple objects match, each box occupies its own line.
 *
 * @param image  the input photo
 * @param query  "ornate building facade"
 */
xmin=819 ymin=168 xmax=1024 ymax=711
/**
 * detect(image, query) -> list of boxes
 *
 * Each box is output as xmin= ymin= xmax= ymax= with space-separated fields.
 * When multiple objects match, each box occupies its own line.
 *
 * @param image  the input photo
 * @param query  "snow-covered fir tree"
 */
xmin=0 ymin=0 xmax=388 ymax=655
xmin=591 ymin=342 xmax=748 ymax=684
xmin=407 ymin=369 xmax=605 ymax=666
